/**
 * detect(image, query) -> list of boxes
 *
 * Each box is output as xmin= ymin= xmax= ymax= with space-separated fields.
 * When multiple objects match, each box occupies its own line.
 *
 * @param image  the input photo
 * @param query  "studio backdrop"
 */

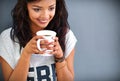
xmin=0 ymin=0 xmax=120 ymax=81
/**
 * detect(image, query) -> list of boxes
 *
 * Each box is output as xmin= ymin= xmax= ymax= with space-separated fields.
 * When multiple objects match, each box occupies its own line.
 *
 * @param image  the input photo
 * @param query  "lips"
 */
xmin=37 ymin=19 xmax=48 ymax=24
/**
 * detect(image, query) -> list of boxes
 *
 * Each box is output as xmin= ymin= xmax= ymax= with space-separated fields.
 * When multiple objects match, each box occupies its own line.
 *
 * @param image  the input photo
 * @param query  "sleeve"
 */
xmin=65 ymin=30 xmax=77 ymax=58
xmin=0 ymin=30 xmax=16 ymax=69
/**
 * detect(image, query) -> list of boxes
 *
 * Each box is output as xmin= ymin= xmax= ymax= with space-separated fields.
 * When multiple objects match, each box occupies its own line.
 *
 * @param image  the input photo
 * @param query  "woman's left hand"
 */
xmin=49 ymin=37 xmax=63 ymax=58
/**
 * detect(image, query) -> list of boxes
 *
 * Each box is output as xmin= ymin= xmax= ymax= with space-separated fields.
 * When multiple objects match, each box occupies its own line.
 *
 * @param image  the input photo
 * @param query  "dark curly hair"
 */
xmin=10 ymin=0 xmax=70 ymax=54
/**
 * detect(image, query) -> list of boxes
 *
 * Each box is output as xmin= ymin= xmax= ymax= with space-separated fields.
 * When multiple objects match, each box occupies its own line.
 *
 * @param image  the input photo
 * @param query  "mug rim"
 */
xmin=36 ymin=30 xmax=56 ymax=36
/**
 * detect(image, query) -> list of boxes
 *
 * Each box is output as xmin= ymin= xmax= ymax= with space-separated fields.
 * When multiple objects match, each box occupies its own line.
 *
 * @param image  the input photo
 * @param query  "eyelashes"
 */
xmin=32 ymin=6 xmax=56 ymax=12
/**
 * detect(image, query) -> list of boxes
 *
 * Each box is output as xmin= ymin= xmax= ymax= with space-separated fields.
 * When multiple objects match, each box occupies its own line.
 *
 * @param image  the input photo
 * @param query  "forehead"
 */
xmin=27 ymin=0 xmax=56 ymax=5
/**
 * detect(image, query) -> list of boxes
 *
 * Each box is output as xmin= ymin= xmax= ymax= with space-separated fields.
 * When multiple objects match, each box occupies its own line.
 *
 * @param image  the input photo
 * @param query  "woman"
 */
xmin=0 ymin=0 xmax=77 ymax=81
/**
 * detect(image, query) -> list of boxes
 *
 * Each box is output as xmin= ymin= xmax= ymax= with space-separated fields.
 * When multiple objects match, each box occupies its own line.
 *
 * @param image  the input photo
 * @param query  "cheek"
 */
xmin=29 ymin=11 xmax=39 ymax=19
xmin=50 ymin=11 xmax=55 ymax=20
xmin=29 ymin=13 xmax=41 ymax=24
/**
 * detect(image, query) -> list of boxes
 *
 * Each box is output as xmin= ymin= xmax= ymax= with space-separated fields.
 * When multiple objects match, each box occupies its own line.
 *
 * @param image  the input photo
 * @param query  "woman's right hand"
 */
xmin=22 ymin=35 xmax=46 ymax=55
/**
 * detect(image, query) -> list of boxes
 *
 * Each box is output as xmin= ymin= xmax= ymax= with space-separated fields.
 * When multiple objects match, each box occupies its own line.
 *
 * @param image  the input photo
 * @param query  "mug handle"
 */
xmin=37 ymin=39 xmax=43 ymax=51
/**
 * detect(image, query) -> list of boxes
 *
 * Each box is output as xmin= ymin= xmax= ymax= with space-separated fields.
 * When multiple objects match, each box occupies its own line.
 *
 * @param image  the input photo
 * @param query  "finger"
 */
xmin=50 ymin=46 xmax=58 ymax=54
xmin=40 ymin=40 xmax=50 ymax=45
xmin=54 ymin=46 xmax=59 ymax=51
xmin=46 ymin=42 xmax=54 ymax=49
xmin=38 ymin=50 xmax=46 ymax=54
xmin=34 ymin=47 xmax=47 ymax=54
xmin=34 ymin=49 xmax=40 ymax=54
xmin=54 ymin=37 xmax=59 ymax=42
xmin=54 ymin=38 xmax=60 ymax=47
xmin=32 ymin=44 xmax=45 ymax=54
xmin=37 ymin=41 xmax=51 ymax=49
xmin=40 ymin=44 xmax=47 ymax=48
xmin=33 ymin=35 xmax=44 ymax=40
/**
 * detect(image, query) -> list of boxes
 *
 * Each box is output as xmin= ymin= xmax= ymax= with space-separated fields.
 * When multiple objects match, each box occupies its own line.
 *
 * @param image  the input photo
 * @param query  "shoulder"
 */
xmin=0 ymin=27 xmax=19 ymax=49
xmin=0 ymin=27 xmax=16 ymax=54
xmin=66 ymin=30 xmax=73 ymax=35
xmin=0 ymin=27 xmax=12 ymax=40
xmin=65 ymin=29 xmax=77 ymax=58
xmin=66 ymin=29 xmax=77 ymax=42
xmin=0 ymin=28 xmax=20 ymax=69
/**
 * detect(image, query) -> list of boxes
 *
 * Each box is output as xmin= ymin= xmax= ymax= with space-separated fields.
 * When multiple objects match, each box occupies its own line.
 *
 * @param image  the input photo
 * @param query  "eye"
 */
xmin=33 ymin=8 xmax=41 ymax=12
xmin=49 ymin=6 xmax=55 ymax=11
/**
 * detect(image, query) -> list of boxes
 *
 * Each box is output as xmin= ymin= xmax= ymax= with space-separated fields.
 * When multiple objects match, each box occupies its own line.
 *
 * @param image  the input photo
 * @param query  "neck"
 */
xmin=30 ymin=26 xmax=44 ymax=37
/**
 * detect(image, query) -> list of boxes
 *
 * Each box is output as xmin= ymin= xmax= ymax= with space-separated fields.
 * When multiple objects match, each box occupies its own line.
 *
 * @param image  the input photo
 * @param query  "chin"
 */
xmin=38 ymin=25 xmax=48 ymax=29
xmin=40 ymin=24 xmax=49 ymax=28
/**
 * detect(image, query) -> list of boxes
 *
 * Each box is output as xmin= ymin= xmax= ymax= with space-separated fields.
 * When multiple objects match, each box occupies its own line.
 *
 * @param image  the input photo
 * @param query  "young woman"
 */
xmin=0 ymin=0 xmax=77 ymax=81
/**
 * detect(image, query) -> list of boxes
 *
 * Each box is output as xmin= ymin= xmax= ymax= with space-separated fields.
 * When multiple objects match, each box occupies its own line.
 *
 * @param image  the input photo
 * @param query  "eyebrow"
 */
xmin=32 ymin=4 xmax=56 ymax=8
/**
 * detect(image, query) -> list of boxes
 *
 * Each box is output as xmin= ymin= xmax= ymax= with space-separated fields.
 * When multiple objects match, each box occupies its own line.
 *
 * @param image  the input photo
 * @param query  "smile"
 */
xmin=37 ymin=19 xmax=48 ymax=24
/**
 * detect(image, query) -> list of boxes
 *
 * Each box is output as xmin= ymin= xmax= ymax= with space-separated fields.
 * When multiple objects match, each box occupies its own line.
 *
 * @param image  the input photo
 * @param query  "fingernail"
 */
xmin=49 ymin=45 xmax=54 ymax=47
xmin=52 ymin=37 xmax=55 ymax=39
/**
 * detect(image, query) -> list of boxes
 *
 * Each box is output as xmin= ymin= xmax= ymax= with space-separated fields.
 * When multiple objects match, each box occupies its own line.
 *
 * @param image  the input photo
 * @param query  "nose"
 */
xmin=40 ymin=10 xmax=49 ymax=19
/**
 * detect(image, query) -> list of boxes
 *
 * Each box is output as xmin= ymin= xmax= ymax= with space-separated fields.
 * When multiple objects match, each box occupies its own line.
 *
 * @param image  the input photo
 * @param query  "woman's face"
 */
xmin=27 ymin=0 xmax=56 ymax=31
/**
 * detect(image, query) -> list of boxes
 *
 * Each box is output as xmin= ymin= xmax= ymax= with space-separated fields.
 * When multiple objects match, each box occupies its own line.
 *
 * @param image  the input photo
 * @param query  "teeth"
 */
xmin=38 ymin=19 xmax=47 ymax=22
xmin=41 ymin=21 xmax=47 ymax=22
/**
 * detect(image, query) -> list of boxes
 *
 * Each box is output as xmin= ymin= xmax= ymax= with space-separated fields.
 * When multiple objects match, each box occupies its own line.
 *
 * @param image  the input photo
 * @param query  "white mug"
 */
xmin=36 ymin=30 xmax=56 ymax=56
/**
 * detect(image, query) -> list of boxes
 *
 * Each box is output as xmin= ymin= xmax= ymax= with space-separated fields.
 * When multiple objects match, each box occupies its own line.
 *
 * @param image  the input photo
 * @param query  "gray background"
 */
xmin=0 ymin=0 xmax=120 ymax=81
